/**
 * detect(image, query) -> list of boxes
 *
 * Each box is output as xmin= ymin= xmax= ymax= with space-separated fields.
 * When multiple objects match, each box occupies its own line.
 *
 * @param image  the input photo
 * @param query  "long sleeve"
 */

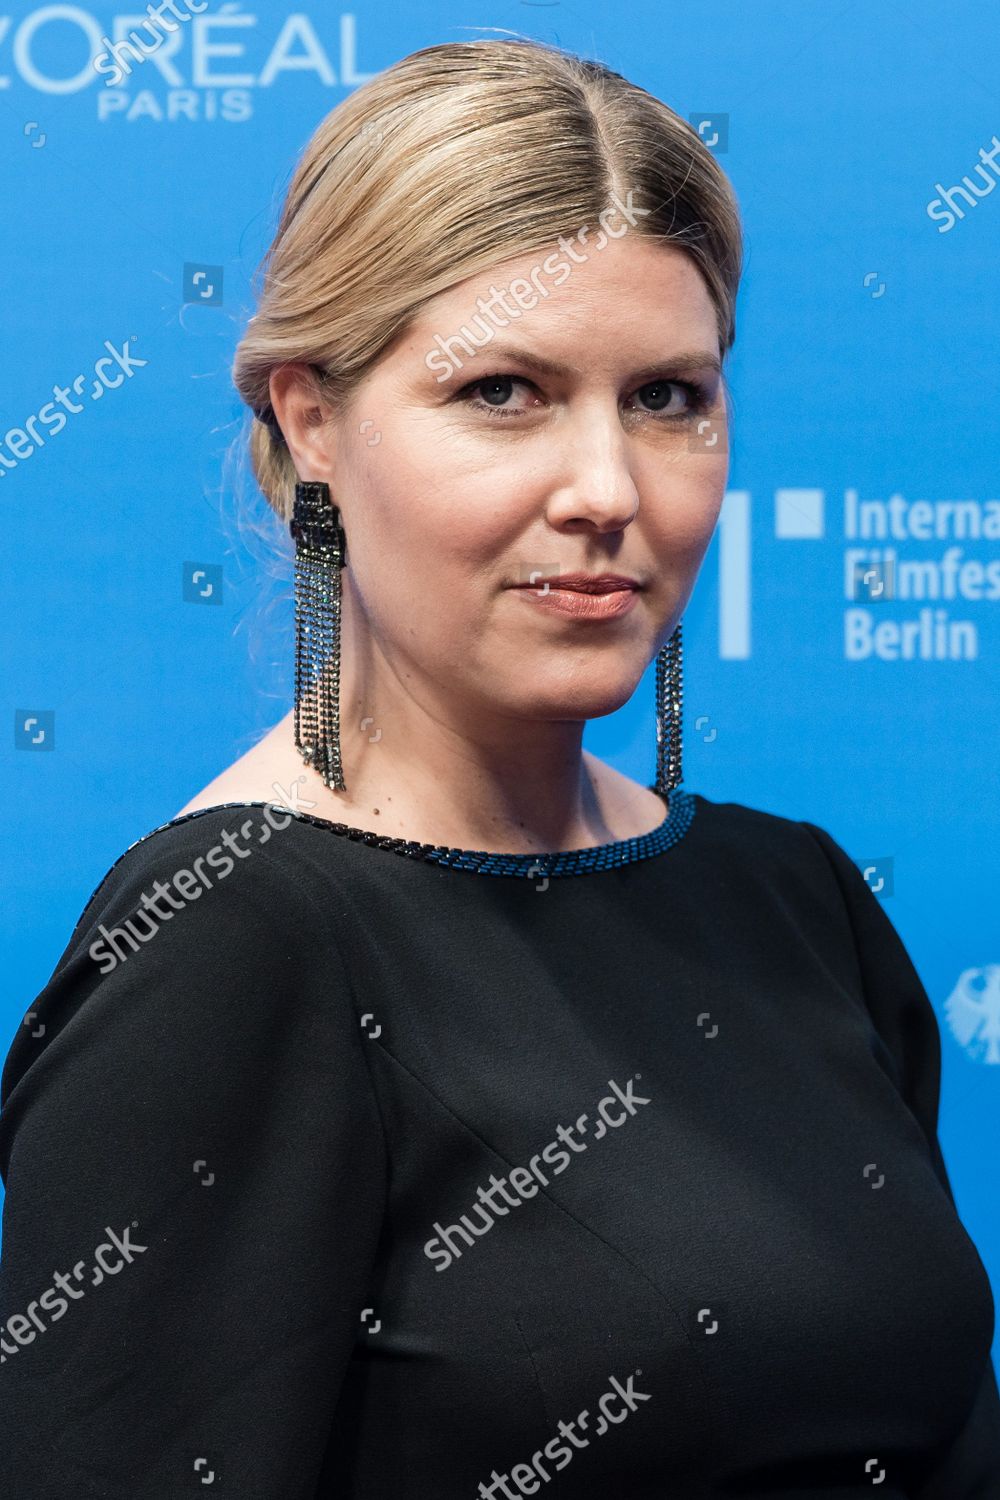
xmin=0 ymin=812 xmax=387 ymax=1498
xmin=800 ymin=819 xmax=1000 ymax=1496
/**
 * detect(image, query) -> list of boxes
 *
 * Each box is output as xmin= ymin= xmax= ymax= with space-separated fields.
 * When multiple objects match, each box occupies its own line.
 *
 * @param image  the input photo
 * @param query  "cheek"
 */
xmin=374 ymin=464 xmax=527 ymax=574
xmin=346 ymin=478 xmax=513 ymax=635
xmin=644 ymin=456 xmax=727 ymax=556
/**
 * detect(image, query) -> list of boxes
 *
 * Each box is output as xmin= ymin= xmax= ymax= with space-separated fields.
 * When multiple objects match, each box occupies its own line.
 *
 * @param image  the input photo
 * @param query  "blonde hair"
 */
xmin=232 ymin=37 xmax=743 ymax=523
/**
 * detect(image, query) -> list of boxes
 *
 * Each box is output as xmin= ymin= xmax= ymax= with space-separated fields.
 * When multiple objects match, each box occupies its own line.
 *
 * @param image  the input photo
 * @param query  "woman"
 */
xmin=1 ymin=36 xmax=998 ymax=1500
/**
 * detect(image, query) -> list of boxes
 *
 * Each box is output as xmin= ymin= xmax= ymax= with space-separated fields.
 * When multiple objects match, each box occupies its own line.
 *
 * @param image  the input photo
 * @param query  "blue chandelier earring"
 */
xmin=290 ymin=474 xmax=684 ymax=803
xmin=290 ymin=479 xmax=347 ymax=791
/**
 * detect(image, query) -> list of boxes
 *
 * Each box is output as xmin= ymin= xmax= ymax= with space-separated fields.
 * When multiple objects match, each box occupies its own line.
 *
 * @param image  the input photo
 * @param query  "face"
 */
xmin=272 ymin=233 xmax=729 ymax=730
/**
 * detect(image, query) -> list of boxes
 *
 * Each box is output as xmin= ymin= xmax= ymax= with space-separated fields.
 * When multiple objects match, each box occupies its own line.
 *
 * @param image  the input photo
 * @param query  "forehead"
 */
xmin=411 ymin=235 xmax=719 ymax=353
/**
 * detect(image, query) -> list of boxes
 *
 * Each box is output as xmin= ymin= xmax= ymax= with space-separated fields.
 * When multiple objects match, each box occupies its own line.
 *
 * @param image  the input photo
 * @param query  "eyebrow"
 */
xmin=454 ymin=342 xmax=722 ymax=383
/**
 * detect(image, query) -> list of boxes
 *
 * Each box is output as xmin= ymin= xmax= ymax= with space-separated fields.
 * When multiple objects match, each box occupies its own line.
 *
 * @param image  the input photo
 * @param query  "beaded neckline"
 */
xmin=144 ymin=784 xmax=696 ymax=879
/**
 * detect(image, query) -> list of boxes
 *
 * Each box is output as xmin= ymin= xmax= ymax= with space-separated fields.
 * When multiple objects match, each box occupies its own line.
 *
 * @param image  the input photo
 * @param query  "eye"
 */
xmin=459 ymin=374 xmax=537 ymax=419
xmin=456 ymin=373 xmax=716 ymax=422
xmin=630 ymin=379 xmax=714 ymax=419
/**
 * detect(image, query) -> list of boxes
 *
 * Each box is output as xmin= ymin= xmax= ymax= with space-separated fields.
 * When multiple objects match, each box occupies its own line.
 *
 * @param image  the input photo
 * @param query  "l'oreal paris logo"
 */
xmin=0 ymin=8 xmax=374 ymax=122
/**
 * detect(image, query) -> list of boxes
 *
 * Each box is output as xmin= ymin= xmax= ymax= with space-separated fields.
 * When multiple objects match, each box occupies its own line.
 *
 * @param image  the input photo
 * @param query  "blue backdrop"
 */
xmin=2 ymin=0 xmax=998 ymax=1362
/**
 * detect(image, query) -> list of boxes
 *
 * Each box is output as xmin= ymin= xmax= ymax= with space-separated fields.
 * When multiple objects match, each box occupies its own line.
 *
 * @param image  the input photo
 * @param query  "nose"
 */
xmin=544 ymin=405 xmax=640 ymax=533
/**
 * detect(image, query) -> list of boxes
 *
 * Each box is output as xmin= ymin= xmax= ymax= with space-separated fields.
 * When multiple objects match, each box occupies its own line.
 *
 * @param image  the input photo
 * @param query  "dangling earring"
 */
xmin=290 ymin=479 xmax=347 ymax=791
xmin=654 ymin=620 xmax=683 ymax=798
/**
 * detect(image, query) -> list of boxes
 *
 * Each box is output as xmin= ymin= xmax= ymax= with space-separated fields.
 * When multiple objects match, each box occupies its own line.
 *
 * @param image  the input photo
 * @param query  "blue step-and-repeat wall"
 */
xmin=1 ymin=0 xmax=998 ymax=1360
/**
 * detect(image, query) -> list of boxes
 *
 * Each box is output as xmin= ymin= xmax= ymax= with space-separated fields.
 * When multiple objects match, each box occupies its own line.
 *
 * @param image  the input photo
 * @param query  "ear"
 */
xmin=268 ymin=363 xmax=335 ymax=483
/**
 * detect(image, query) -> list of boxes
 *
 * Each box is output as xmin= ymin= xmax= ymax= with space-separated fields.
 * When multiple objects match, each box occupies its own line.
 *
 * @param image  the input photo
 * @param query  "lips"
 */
xmin=513 ymin=573 xmax=640 ymax=594
xmin=510 ymin=578 xmax=640 ymax=621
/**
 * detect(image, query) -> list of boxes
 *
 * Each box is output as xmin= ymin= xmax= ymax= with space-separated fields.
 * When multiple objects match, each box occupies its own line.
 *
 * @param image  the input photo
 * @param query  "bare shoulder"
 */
xmin=173 ymin=712 xmax=305 ymax=818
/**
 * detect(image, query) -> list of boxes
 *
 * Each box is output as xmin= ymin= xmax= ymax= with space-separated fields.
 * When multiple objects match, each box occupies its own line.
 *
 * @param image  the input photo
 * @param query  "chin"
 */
xmin=515 ymin=677 xmax=643 ymax=723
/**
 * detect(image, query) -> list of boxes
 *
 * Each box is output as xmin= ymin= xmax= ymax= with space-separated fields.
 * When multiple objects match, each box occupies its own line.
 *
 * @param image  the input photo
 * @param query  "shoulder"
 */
xmin=170 ymin=712 xmax=306 ymax=820
xmin=685 ymin=788 xmax=853 ymax=876
xmin=0 ymin=801 xmax=366 ymax=1128
xmin=689 ymin=790 xmax=929 ymax=1024
xmin=585 ymin=764 xmax=864 ymax=901
xmin=85 ymin=800 xmax=321 ymax=909
xmin=45 ymin=800 xmax=355 ymax=1002
xmin=683 ymin=790 xmax=886 ymax=947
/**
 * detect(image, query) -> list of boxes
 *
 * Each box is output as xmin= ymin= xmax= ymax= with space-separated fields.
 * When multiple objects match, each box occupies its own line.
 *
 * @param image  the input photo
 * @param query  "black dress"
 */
xmin=1 ymin=788 xmax=998 ymax=1499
